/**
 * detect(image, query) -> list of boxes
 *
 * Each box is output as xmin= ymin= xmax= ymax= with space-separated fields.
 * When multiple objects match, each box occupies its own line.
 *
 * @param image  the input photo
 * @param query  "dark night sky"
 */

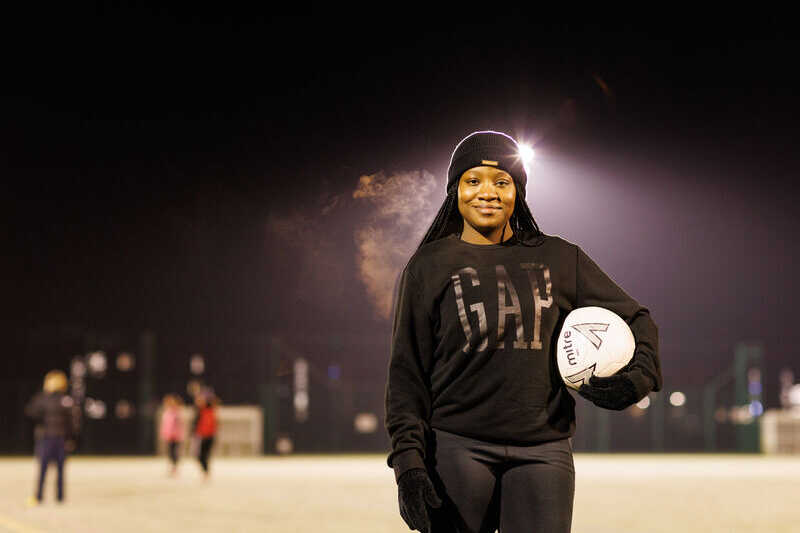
xmin=3 ymin=10 xmax=799 ymax=405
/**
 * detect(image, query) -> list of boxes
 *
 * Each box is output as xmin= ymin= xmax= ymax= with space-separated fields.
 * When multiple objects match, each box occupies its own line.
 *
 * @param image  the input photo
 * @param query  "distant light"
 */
xmin=328 ymin=364 xmax=341 ymax=381
xmin=729 ymin=405 xmax=754 ymax=424
xmin=294 ymin=358 xmax=309 ymax=422
xmin=275 ymin=436 xmax=294 ymax=455
xmin=116 ymin=352 xmax=135 ymax=372
xmin=636 ymin=396 xmax=650 ymax=409
xmin=190 ymin=354 xmax=205 ymax=375
xmin=294 ymin=359 xmax=308 ymax=389
xmin=748 ymin=382 xmax=762 ymax=395
xmin=354 ymin=412 xmax=378 ymax=434
xmin=85 ymin=398 xmax=107 ymax=419
xmin=115 ymin=399 xmax=134 ymax=419
xmin=293 ymin=390 xmax=309 ymax=412
xmin=749 ymin=401 xmax=764 ymax=417
xmin=87 ymin=351 xmax=107 ymax=377
xmin=669 ymin=391 xmax=686 ymax=407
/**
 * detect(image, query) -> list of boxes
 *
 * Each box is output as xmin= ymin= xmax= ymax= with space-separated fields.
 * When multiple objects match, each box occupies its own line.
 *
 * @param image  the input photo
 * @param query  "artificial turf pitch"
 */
xmin=0 ymin=454 xmax=797 ymax=532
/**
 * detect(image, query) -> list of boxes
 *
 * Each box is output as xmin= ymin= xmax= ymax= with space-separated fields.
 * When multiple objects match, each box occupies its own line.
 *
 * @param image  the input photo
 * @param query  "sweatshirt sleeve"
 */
xmin=575 ymin=245 xmax=662 ymax=399
xmin=384 ymin=266 xmax=435 ymax=482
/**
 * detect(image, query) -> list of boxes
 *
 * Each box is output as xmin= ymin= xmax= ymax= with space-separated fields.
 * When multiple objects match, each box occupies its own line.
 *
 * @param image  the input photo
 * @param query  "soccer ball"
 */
xmin=556 ymin=306 xmax=635 ymax=390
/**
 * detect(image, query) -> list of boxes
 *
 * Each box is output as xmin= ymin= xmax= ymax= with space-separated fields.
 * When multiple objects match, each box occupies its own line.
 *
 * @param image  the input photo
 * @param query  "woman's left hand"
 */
xmin=578 ymin=374 xmax=640 ymax=411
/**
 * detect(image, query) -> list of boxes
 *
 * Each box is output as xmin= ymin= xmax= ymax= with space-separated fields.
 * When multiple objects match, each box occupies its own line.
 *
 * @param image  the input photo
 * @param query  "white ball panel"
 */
xmin=556 ymin=306 xmax=635 ymax=389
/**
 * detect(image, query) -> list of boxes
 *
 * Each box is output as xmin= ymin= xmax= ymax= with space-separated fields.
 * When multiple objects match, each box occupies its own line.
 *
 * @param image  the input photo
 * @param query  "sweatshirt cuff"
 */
xmin=391 ymin=449 xmax=426 ymax=482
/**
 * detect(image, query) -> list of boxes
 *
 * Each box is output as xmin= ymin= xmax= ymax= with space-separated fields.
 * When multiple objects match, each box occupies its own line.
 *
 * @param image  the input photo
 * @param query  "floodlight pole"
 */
xmin=650 ymin=391 xmax=664 ymax=452
xmin=703 ymin=365 xmax=733 ymax=451
xmin=702 ymin=341 xmax=763 ymax=452
xmin=259 ymin=336 xmax=280 ymax=454
xmin=138 ymin=330 xmax=156 ymax=454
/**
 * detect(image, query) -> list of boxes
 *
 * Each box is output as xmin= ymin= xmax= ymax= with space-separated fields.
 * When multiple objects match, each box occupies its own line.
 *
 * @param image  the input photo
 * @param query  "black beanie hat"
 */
xmin=446 ymin=130 xmax=527 ymax=196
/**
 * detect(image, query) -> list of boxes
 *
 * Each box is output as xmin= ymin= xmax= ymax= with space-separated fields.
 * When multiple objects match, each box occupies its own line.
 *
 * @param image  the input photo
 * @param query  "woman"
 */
xmin=25 ymin=370 xmax=78 ymax=505
xmin=192 ymin=390 xmax=218 ymax=480
xmin=385 ymin=131 xmax=662 ymax=532
xmin=159 ymin=394 xmax=185 ymax=476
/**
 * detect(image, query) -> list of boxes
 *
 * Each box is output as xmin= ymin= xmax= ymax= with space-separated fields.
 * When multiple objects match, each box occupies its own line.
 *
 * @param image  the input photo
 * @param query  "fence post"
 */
xmin=138 ymin=330 xmax=156 ymax=454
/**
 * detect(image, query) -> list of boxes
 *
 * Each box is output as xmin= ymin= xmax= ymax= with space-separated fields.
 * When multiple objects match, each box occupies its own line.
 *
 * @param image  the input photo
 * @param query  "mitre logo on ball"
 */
xmin=556 ymin=306 xmax=635 ymax=390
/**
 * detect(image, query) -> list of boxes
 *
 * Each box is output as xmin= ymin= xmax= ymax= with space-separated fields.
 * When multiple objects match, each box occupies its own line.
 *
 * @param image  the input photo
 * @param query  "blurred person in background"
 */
xmin=25 ymin=369 xmax=80 ymax=505
xmin=159 ymin=394 xmax=185 ymax=477
xmin=192 ymin=389 xmax=219 ymax=481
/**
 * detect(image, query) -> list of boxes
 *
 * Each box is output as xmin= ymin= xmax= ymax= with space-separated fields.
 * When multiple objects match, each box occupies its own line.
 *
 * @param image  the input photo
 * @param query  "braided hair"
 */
xmin=417 ymin=181 xmax=544 ymax=250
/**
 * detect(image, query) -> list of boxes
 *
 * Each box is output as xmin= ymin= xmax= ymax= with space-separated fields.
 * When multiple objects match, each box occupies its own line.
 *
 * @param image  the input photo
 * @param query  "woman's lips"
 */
xmin=474 ymin=205 xmax=501 ymax=215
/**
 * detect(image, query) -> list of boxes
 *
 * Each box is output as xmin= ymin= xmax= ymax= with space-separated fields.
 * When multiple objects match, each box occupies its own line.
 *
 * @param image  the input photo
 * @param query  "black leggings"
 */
xmin=428 ymin=428 xmax=574 ymax=533
xmin=167 ymin=441 xmax=180 ymax=465
xmin=198 ymin=437 xmax=214 ymax=473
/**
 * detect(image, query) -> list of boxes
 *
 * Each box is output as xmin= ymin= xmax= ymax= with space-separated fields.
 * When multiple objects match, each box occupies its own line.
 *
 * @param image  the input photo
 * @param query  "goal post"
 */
xmin=761 ymin=409 xmax=800 ymax=454
xmin=155 ymin=405 xmax=264 ymax=457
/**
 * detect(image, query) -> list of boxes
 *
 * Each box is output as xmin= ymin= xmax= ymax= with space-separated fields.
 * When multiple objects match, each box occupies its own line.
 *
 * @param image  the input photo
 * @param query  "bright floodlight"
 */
xmin=669 ymin=391 xmax=686 ymax=407
xmin=636 ymin=396 xmax=651 ymax=409
xmin=518 ymin=143 xmax=534 ymax=165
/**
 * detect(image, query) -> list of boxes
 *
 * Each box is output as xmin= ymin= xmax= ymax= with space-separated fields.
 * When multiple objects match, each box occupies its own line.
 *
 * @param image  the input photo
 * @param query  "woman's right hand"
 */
xmin=397 ymin=468 xmax=442 ymax=533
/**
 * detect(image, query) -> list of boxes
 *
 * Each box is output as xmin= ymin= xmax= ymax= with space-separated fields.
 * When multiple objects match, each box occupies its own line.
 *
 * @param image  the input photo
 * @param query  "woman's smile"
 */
xmin=474 ymin=204 xmax=502 ymax=215
xmin=457 ymin=165 xmax=516 ymax=244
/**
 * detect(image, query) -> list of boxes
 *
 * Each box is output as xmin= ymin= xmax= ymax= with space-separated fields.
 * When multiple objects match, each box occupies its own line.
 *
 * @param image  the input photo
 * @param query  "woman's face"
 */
xmin=457 ymin=166 xmax=516 ymax=235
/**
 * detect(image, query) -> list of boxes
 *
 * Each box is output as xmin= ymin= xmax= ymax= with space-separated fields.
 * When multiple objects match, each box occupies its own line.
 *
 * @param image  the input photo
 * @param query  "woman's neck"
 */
xmin=460 ymin=222 xmax=514 ymax=245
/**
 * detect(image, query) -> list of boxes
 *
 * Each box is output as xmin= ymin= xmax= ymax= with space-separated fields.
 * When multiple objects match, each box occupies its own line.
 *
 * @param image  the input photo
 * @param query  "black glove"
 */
xmin=397 ymin=468 xmax=442 ymax=533
xmin=579 ymin=373 xmax=643 ymax=411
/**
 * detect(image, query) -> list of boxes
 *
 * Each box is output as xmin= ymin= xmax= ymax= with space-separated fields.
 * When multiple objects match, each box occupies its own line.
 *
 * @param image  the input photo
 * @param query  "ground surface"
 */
xmin=0 ymin=454 xmax=797 ymax=532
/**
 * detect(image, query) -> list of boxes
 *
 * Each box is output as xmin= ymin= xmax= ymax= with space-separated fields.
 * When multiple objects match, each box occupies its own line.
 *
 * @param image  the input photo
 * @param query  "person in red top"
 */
xmin=192 ymin=389 xmax=218 ymax=480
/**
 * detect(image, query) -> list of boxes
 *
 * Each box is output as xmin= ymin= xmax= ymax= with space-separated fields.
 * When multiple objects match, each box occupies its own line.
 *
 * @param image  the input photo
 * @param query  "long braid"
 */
xmin=417 ymin=192 xmax=460 ymax=249
xmin=511 ymin=182 xmax=544 ymax=246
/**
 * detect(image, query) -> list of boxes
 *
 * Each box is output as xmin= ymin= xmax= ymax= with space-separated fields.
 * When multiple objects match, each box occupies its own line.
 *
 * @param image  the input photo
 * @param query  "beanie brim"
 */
xmin=446 ymin=131 xmax=527 ymax=196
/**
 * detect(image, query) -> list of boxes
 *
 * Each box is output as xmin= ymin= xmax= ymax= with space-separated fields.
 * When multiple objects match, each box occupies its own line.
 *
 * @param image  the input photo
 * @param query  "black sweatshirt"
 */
xmin=384 ymin=232 xmax=661 ymax=480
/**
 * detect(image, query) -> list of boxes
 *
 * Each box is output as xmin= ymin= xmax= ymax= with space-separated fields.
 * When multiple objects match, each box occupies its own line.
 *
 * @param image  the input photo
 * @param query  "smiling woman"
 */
xmin=457 ymin=165 xmax=517 ymax=245
xmin=415 ymin=130 xmax=544 ymax=250
xmin=384 ymin=130 xmax=662 ymax=533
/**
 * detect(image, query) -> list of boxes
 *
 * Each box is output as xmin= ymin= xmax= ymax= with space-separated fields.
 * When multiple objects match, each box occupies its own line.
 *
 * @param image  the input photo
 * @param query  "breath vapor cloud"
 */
xmin=352 ymin=170 xmax=443 ymax=320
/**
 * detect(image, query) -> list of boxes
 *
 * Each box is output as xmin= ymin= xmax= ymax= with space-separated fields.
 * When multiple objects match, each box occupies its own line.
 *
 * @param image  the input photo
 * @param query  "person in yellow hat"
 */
xmin=25 ymin=370 xmax=79 ymax=504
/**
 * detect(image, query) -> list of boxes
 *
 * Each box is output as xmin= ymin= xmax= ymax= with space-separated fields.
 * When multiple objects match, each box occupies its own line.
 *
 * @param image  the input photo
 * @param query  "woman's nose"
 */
xmin=477 ymin=185 xmax=499 ymax=199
